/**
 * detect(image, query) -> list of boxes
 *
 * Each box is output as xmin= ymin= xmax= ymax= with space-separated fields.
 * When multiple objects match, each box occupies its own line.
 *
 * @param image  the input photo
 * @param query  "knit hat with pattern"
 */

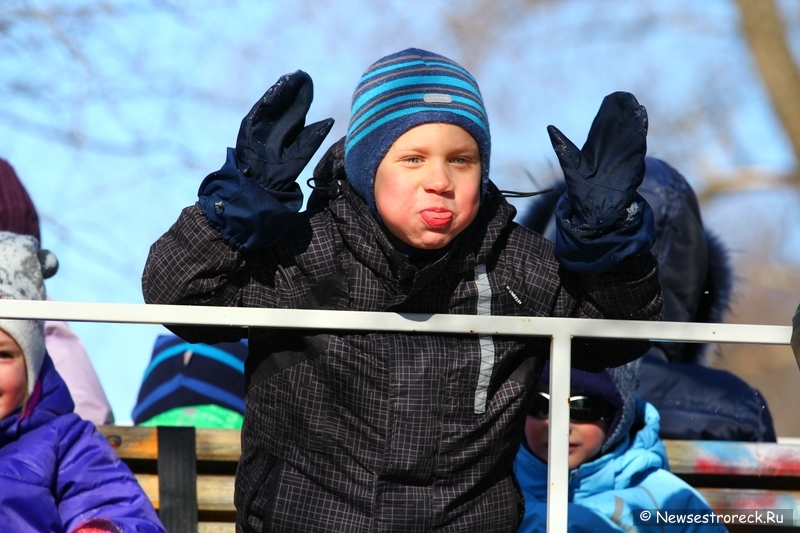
xmin=344 ymin=48 xmax=491 ymax=214
xmin=132 ymin=334 xmax=248 ymax=426
xmin=0 ymin=231 xmax=58 ymax=394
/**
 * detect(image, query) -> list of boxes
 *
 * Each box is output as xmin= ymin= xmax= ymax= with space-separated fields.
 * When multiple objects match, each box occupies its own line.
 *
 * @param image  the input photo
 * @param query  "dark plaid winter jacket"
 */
xmin=142 ymin=181 xmax=662 ymax=533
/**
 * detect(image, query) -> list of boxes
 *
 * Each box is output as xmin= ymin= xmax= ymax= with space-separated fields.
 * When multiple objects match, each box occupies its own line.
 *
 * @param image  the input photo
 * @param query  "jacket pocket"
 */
xmin=242 ymin=453 xmax=283 ymax=533
xmin=246 ymin=330 xmax=329 ymax=390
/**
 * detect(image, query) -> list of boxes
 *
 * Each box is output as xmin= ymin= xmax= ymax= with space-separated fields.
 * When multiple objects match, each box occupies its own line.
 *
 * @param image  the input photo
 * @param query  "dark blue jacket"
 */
xmin=635 ymin=159 xmax=775 ymax=442
xmin=637 ymin=349 xmax=775 ymax=441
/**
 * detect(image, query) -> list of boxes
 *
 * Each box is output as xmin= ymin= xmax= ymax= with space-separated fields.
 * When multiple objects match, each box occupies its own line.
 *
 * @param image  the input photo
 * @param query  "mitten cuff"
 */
xmin=198 ymin=148 xmax=303 ymax=250
xmin=554 ymin=193 xmax=655 ymax=274
xmin=71 ymin=517 xmax=122 ymax=533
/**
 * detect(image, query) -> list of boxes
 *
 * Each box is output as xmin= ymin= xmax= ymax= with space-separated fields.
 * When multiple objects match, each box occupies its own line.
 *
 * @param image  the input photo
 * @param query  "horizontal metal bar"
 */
xmin=0 ymin=300 xmax=790 ymax=345
xmin=1 ymin=300 xmax=787 ymax=533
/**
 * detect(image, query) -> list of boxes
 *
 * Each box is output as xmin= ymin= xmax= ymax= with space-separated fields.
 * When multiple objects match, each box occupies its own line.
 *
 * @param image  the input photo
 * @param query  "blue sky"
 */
xmin=1 ymin=0 xmax=798 ymax=423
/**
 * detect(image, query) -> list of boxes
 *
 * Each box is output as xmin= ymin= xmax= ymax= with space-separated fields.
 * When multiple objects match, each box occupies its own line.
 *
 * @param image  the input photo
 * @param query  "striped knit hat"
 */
xmin=344 ymin=48 xmax=491 ymax=214
xmin=132 ymin=334 xmax=247 ymax=426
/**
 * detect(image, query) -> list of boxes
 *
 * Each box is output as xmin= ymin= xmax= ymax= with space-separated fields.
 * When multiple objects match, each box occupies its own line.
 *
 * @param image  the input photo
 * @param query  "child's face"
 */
xmin=0 ymin=328 xmax=26 ymax=419
xmin=524 ymin=389 xmax=612 ymax=470
xmin=374 ymin=123 xmax=481 ymax=250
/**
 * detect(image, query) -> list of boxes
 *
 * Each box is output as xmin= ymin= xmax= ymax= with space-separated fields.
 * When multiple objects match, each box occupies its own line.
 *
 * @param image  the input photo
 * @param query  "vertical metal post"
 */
xmin=546 ymin=333 xmax=571 ymax=533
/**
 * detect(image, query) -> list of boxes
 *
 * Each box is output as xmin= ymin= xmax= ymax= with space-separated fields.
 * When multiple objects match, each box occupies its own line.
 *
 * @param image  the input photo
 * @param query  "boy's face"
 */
xmin=0 ymin=328 xmax=26 ymax=419
xmin=374 ymin=123 xmax=481 ymax=250
xmin=524 ymin=388 xmax=611 ymax=470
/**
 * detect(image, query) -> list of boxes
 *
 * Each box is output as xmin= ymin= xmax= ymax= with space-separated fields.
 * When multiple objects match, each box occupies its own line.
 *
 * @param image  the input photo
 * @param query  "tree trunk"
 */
xmin=735 ymin=0 xmax=800 ymax=181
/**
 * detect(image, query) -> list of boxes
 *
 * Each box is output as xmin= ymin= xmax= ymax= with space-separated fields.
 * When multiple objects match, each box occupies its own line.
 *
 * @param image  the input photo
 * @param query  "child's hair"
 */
xmin=538 ymin=359 xmax=641 ymax=454
xmin=343 ymin=48 xmax=492 ymax=215
xmin=0 ymin=231 xmax=58 ymax=397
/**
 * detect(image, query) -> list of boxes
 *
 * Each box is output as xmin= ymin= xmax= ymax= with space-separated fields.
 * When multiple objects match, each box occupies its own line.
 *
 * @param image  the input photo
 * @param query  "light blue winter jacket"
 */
xmin=513 ymin=399 xmax=727 ymax=533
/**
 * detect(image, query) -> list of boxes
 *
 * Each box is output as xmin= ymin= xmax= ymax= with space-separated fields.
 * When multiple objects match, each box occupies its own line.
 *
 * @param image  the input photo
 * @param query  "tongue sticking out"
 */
xmin=421 ymin=210 xmax=453 ymax=228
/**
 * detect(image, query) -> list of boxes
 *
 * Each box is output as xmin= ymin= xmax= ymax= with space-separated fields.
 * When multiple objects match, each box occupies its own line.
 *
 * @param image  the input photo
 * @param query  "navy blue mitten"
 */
xmin=199 ymin=71 xmax=334 ymax=250
xmin=235 ymin=70 xmax=334 ymax=192
xmin=548 ymin=92 xmax=655 ymax=274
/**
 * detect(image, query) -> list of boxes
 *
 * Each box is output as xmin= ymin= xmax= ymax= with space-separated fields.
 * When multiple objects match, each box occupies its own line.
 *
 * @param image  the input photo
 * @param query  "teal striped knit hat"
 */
xmin=344 ymin=48 xmax=491 ymax=214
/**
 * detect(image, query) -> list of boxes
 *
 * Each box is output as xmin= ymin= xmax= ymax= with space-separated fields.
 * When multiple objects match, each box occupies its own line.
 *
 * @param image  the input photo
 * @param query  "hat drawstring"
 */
xmin=499 ymin=187 xmax=555 ymax=198
xmin=307 ymin=176 xmax=344 ymax=194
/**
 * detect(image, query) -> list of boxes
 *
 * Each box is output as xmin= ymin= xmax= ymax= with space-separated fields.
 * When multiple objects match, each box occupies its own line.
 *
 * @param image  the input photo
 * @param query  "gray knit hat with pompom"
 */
xmin=0 ymin=231 xmax=58 ymax=394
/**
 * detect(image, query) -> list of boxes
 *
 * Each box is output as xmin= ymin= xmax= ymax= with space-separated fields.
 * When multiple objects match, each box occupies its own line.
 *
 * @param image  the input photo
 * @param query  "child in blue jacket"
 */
xmin=0 ymin=232 xmax=165 ymax=533
xmin=513 ymin=360 xmax=726 ymax=532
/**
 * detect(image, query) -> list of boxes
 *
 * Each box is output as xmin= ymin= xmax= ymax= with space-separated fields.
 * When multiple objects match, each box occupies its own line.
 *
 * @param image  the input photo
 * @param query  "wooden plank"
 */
xmin=100 ymin=428 xmax=800 ymax=477
xmin=97 ymin=426 xmax=241 ymax=462
xmin=197 ymin=475 xmax=236 ymax=511
xmin=112 ymin=430 xmax=800 ymax=529
xmin=98 ymin=425 xmax=158 ymax=460
xmin=665 ymin=440 xmax=800 ymax=477
xmin=195 ymin=428 xmax=241 ymax=461
xmin=133 ymin=474 xmax=235 ymax=512
xmin=197 ymin=522 xmax=236 ymax=533
xmin=135 ymin=474 xmax=158 ymax=508
xmin=698 ymin=487 xmax=800 ymax=510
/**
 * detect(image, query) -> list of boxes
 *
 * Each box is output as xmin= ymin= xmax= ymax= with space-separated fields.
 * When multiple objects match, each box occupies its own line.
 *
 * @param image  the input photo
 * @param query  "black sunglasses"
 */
xmin=529 ymin=391 xmax=616 ymax=423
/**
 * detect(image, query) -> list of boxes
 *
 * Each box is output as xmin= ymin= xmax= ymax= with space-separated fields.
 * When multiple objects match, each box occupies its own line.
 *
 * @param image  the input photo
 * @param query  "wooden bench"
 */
xmin=98 ymin=425 xmax=239 ymax=533
xmin=665 ymin=440 xmax=800 ymax=531
xmin=97 ymin=425 xmax=800 ymax=532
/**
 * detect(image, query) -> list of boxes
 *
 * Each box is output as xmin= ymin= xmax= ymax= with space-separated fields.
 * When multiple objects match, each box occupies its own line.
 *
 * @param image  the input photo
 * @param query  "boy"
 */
xmin=513 ymin=361 xmax=726 ymax=532
xmin=143 ymin=48 xmax=662 ymax=532
xmin=0 ymin=231 xmax=165 ymax=533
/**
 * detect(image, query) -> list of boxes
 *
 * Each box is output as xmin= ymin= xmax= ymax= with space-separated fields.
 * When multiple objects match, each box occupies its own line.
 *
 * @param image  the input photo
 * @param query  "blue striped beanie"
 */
xmin=132 ymin=334 xmax=247 ymax=425
xmin=344 ymin=48 xmax=491 ymax=214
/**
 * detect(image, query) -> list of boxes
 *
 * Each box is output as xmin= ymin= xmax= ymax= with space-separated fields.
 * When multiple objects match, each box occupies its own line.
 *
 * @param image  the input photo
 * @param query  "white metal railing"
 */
xmin=0 ymin=299 xmax=792 ymax=533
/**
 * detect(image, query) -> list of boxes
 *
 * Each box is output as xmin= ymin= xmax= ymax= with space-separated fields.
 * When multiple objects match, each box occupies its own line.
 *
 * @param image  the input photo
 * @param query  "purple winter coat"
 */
xmin=0 ymin=354 xmax=165 ymax=533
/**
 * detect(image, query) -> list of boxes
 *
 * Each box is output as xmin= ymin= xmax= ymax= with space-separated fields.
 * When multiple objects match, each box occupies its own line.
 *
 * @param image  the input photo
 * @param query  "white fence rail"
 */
xmin=0 ymin=299 xmax=792 ymax=533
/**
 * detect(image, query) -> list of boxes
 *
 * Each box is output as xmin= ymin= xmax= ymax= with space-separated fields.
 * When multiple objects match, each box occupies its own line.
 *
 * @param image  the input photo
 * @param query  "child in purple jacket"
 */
xmin=0 ymin=231 xmax=165 ymax=533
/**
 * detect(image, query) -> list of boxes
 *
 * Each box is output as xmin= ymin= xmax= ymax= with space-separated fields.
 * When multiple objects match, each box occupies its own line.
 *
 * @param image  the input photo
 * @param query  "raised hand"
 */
xmin=547 ymin=92 xmax=647 ymax=231
xmin=235 ymin=70 xmax=334 ymax=192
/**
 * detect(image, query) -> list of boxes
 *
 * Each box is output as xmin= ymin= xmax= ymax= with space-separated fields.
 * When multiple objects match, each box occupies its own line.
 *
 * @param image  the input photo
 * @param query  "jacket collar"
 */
xmin=0 ymin=354 xmax=73 ymax=444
